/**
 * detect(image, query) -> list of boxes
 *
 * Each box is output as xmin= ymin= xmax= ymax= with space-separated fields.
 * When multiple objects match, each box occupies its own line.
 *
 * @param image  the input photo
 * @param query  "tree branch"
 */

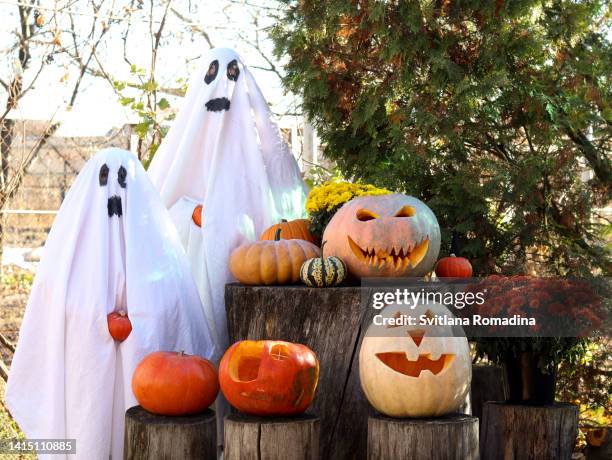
xmin=564 ymin=125 xmax=612 ymax=184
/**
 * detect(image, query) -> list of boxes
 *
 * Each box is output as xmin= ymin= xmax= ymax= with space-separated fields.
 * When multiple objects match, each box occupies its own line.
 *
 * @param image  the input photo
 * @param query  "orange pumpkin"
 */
xmin=219 ymin=340 xmax=319 ymax=416
xmin=132 ymin=351 xmax=219 ymax=416
xmin=229 ymin=229 xmax=321 ymax=285
xmin=107 ymin=310 xmax=132 ymax=342
xmin=192 ymin=204 xmax=203 ymax=227
xmin=435 ymin=254 xmax=473 ymax=278
xmin=586 ymin=427 xmax=609 ymax=447
xmin=260 ymin=218 xmax=318 ymax=245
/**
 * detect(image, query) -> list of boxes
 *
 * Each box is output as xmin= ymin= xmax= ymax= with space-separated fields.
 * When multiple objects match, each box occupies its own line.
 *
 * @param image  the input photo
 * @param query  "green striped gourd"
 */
xmin=300 ymin=242 xmax=347 ymax=287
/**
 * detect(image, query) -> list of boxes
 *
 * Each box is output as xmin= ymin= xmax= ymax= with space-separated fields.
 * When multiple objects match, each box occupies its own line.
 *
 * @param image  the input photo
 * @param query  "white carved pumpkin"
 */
xmin=359 ymin=302 xmax=471 ymax=417
xmin=322 ymin=194 xmax=441 ymax=278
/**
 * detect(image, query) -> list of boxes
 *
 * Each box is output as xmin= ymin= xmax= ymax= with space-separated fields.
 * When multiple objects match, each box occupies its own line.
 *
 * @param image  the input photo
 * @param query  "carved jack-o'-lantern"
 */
xmin=359 ymin=302 xmax=471 ymax=417
xmin=322 ymin=194 xmax=440 ymax=278
xmin=219 ymin=340 xmax=319 ymax=416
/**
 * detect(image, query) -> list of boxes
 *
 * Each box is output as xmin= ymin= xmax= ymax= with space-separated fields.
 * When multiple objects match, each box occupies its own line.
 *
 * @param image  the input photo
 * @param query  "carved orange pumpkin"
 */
xmin=219 ymin=340 xmax=319 ymax=416
xmin=229 ymin=229 xmax=321 ymax=285
xmin=435 ymin=254 xmax=473 ymax=278
xmin=359 ymin=303 xmax=471 ymax=417
xmin=132 ymin=351 xmax=219 ymax=416
xmin=260 ymin=218 xmax=318 ymax=245
xmin=107 ymin=310 xmax=132 ymax=342
xmin=586 ymin=427 xmax=609 ymax=447
xmin=323 ymin=194 xmax=441 ymax=278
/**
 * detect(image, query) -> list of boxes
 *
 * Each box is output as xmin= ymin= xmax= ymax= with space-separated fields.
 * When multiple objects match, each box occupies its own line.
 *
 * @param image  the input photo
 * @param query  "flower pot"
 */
xmin=503 ymin=352 xmax=556 ymax=405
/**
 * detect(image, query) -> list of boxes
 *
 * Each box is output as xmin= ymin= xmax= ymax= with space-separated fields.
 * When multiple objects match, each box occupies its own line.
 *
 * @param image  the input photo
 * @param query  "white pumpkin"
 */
xmin=359 ymin=302 xmax=471 ymax=417
xmin=322 ymin=194 xmax=441 ymax=278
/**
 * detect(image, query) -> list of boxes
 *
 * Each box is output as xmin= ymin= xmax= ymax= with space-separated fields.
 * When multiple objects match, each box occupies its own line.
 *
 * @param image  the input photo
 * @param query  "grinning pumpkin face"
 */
xmin=359 ymin=302 xmax=471 ymax=417
xmin=323 ymin=194 xmax=440 ymax=278
xmin=219 ymin=340 xmax=319 ymax=416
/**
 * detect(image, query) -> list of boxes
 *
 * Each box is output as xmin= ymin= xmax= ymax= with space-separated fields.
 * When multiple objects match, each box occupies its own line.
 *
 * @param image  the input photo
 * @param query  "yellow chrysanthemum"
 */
xmin=306 ymin=181 xmax=391 ymax=214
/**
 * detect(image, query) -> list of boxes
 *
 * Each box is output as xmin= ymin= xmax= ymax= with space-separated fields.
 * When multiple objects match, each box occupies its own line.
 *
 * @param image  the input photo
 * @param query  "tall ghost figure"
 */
xmin=148 ymin=48 xmax=308 ymax=354
xmin=6 ymin=148 xmax=215 ymax=460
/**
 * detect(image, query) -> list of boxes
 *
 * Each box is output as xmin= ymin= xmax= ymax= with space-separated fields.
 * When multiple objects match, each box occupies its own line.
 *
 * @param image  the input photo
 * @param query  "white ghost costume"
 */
xmin=148 ymin=47 xmax=308 ymax=356
xmin=6 ymin=148 xmax=215 ymax=460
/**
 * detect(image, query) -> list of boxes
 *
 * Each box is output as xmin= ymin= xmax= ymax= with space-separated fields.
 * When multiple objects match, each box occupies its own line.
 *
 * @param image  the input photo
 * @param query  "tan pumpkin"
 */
xmin=260 ymin=218 xmax=319 ymax=245
xmin=359 ymin=302 xmax=471 ymax=417
xmin=323 ymin=194 xmax=440 ymax=278
xmin=230 ymin=229 xmax=321 ymax=285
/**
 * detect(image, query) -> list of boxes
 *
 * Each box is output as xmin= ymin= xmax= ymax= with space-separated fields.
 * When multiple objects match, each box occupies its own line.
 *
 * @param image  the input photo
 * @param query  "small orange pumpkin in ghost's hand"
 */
xmin=107 ymin=310 xmax=132 ymax=342
xmin=192 ymin=204 xmax=204 ymax=227
xmin=219 ymin=340 xmax=319 ymax=416
xmin=132 ymin=351 xmax=219 ymax=416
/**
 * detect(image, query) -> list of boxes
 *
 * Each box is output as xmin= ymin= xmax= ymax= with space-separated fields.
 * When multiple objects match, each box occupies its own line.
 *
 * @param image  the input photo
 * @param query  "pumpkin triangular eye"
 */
xmin=395 ymin=205 xmax=416 ymax=217
xmin=407 ymin=329 xmax=426 ymax=347
xmin=356 ymin=208 xmax=379 ymax=221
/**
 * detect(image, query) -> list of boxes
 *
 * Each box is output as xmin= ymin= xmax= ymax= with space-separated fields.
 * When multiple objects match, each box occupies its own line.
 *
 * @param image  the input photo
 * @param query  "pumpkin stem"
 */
xmin=450 ymin=253 xmax=456 ymax=257
xmin=281 ymin=219 xmax=288 ymax=223
xmin=274 ymin=228 xmax=282 ymax=241
xmin=178 ymin=350 xmax=185 ymax=357
xmin=320 ymin=241 xmax=326 ymax=259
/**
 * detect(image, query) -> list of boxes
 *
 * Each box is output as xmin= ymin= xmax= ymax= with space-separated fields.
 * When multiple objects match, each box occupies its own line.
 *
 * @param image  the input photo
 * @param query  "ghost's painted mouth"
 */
xmin=108 ymin=195 xmax=123 ymax=218
xmin=205 ymin=97 xmax=230 ymax=112
xmin=347 ymin=236 xmax=429 ymax=270
xmin=376 ymin=352 xmax=455 ymax=377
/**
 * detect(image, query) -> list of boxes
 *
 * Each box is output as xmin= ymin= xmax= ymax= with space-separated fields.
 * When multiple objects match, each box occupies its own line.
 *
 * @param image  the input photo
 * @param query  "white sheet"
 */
xmin=6 ymin=148 xmax=215 ymax=460
xmin=148 ymin=48 xmax=308 ymax=356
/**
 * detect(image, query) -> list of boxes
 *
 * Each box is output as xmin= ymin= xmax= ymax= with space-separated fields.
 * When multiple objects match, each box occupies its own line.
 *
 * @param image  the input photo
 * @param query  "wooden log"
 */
xmin=468 ymin=364 xmax=508 ymax=423
xmin=224 ymin=413 xmax=320 ymax=460
xmin=124 ymin=406 xmax=216 ymax=460
xmin=225 ymin=283 xmax=370 ymax=459
xmin=367 ymin=414 xmax=479 ymax=460
xmin=480 ymin=402 xmax=578 ymax=460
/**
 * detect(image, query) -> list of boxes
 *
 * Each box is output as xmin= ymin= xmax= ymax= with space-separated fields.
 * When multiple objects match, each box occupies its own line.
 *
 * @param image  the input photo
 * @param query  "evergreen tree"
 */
xmin=272 ymin=0 xmax=611 ymax=275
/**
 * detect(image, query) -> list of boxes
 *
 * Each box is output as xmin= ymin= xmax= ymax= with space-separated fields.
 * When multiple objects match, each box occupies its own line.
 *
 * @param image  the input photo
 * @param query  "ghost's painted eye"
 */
xmin=99 ymin=164 xmax=109 ymax=186
xmin=118 ymin=166 xmax=127 ymax=188
xmin=227 ymin=59 xmax=240 ymax=81
xmin=204 ymin=60 xmax=219 ymax=84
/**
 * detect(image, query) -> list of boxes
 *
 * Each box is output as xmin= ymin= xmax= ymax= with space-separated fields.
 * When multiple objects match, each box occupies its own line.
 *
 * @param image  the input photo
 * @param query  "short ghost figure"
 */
xmin=148 ymin=48 xmax=308 ymax=355
xmin=6 ymin=148 xmax=215 ymax=460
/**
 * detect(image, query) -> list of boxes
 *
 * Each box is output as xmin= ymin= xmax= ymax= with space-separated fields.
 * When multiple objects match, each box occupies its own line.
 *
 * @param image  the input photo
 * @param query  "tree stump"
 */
xmin=224 ymin=413 xmax=320 ymax=460
xmin=124 ymin=406 xmax=216 ymax=460
xmin=225 ymin=283 xmax=370 ymax=459
xmin=480 ymin=402 xmax=578 ymax=460
xmin=468 ymin=364 xmax=508 ymax=424
xmin=367 ymin=414 xmax=479 ymax=460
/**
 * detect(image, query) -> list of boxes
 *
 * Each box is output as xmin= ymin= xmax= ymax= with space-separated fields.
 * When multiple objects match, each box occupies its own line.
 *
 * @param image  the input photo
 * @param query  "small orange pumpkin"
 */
xmin=107 ymin=310 xmax=132 ymax=342
xmin=260 ymin=218 xmax=318 ymax=245
xmin=230 ymin=229 xmax=321 ymax=285
xmin=132 ymin=351 xmax=219 ymax=416
xmin=435 ymin=254 xmax=473 ymax=278
xmin=192 ymin=204 xmax=203 ymax=227
xmin=586 ymin=427 xmax=609 ymax=447
xmin=219 ymin=340 xmax=319 ymax=416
